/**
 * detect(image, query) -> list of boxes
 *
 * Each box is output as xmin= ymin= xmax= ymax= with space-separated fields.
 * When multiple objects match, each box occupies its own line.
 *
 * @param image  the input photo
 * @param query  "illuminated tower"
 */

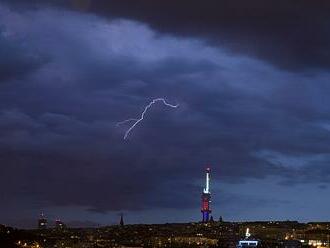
xmin=201 ymin=167 xmax=211 ymax=222
xmin=55 ymin=219 xmax=66 ymax=230
xmin=38 ymin=212 xmax=47 ymax=229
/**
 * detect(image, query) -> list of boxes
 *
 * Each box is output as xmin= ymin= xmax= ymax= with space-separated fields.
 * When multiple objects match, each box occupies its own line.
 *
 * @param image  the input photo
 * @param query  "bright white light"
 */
xmin=245 ymin=228 xmax=251 ymax=238
xmin=203 ymin=170 xmax=210 ymax=194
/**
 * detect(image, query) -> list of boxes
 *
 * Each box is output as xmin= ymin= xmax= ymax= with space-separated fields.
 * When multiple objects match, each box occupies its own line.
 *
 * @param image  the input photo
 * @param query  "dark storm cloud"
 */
xmin=3 ymin=0 xmax=330 ymax=71
xmin=1 ymin=2 xmax=330 ymax=226
xmin=0 ymin=33 xmax=46 ymax=82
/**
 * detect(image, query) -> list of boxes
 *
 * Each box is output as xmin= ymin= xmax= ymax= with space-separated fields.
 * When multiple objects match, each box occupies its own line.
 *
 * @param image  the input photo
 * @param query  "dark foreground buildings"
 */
xmin=2 ymin=220 xmax=330 ymax=248
xmin=2 ymin=170 xmax=330 ymax=248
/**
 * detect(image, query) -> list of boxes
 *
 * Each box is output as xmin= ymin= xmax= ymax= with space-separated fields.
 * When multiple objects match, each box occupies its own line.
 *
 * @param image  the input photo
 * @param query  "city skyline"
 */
xmin=1 ymin=0 xmax=330 ymax=229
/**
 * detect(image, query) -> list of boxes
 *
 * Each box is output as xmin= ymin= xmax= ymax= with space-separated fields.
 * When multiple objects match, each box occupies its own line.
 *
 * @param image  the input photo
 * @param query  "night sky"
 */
xmin=1 ymin=0 xmax=330 ymax=228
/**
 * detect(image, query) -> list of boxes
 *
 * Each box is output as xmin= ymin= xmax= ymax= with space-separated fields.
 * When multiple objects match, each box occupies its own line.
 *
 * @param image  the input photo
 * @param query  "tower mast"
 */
xmin=201 ymin=167 xmax=211 ymax=222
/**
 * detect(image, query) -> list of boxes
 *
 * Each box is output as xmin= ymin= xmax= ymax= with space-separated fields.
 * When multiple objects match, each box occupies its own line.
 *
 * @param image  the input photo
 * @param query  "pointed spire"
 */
xmin=120 ymin=213 xmax=124 ymax=226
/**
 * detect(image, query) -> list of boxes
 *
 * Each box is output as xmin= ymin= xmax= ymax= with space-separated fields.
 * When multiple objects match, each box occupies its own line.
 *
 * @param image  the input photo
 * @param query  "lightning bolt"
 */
xmin=117 ymin=98 xmax=179 ymax=140
xmin=115 ymin=118 xmax=139 ymax=127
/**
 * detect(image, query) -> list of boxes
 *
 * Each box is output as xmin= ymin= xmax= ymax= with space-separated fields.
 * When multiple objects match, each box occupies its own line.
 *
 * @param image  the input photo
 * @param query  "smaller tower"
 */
xmin=55 ymin=219 xmax=66 ymax=230
xmin=38 ymin=212 xmax=47 ymax=229
xmin=120 ymin=213 xmax=124 ymax=226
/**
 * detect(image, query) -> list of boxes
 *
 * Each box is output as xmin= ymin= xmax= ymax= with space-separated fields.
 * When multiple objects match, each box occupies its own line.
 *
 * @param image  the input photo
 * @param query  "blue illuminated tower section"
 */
xmin=201 ymin=167 xmax=211 ymax=222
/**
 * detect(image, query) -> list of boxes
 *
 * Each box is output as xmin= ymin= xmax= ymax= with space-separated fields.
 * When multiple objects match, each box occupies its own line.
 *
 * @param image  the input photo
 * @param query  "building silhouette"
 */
xmin=120 ymin=213 xmax=124 ymax=226
xmin=38 ymin=212 xmax=47 ymax=229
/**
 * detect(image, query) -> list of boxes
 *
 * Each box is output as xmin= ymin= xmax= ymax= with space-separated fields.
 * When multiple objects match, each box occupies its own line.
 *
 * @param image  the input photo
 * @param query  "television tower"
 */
xmin=201 ymin=167 xmax=211 ymax=222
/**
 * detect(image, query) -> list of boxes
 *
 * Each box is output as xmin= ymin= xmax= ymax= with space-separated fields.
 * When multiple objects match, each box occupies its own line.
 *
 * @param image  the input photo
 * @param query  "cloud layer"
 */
xmin=1 ymin=2 xmax=330 ymax=227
